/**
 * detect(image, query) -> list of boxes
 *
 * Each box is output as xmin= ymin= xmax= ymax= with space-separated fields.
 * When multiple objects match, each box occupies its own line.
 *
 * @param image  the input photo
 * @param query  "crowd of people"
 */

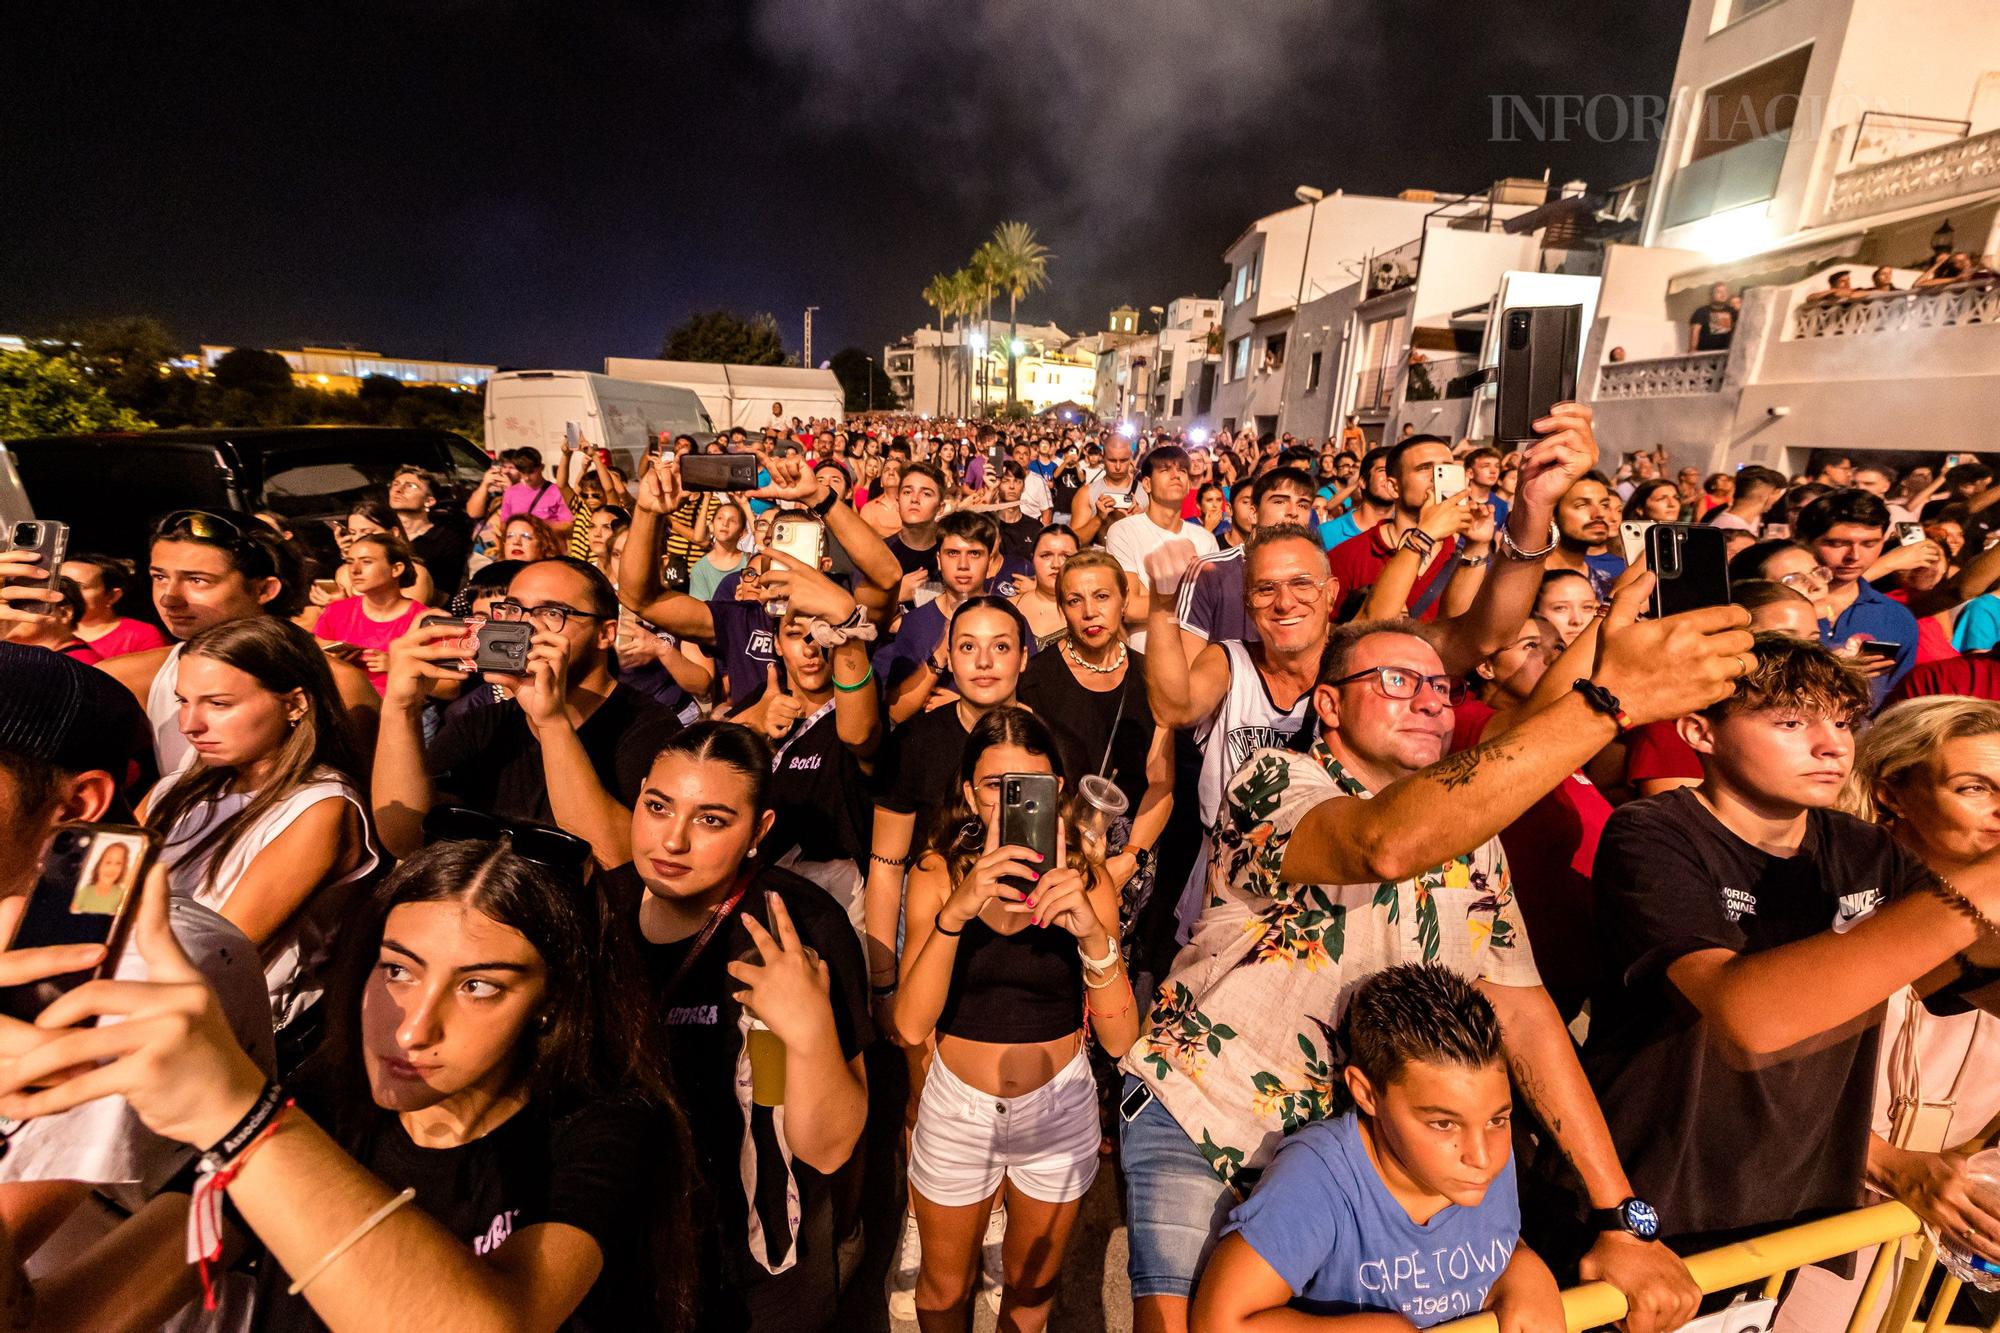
xmin=1 ymin=405 xmax=1999 ymax=1333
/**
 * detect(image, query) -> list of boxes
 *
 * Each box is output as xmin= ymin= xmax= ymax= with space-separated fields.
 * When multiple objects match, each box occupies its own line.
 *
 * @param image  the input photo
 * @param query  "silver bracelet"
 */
xmin=1496 ymin=516 xmax=1559 ymax=561
xmin=286 ymin=1188 xmax=417 ymax=1295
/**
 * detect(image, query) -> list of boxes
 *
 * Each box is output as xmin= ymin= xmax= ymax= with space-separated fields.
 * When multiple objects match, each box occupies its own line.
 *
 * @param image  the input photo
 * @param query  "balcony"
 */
xmin=1821 ymin=127 xmax=2000 ymax=224
xmin=1366 ymin=238 xmax=1422 ymax=298
xmin=1595 ymin=351 xmax=1730 ymax=399
xmin=1659 ymin=131 xmax=1790 ymax=230
xmin=1790 ymin=276 xmax=2000 ymax=338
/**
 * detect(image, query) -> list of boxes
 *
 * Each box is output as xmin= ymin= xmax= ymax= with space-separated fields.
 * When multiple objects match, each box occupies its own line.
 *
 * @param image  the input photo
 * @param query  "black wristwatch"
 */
xmin=1130 ymin=847 xmax=1154 ymax=879
xmin=1588 ymin=1197 xmax=1661 ymax=1241
xmin=809 ymin=487 xmax=838 ymax=517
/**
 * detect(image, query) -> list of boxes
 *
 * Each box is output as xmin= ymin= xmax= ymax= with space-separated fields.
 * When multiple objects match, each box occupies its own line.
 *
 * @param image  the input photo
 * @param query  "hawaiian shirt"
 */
xmin=1120 ymin=740 xmax=1540 ymax=1182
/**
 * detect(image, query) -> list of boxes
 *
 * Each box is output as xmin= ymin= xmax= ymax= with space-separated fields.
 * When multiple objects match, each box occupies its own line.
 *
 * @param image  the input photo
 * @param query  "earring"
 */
xmin=536 ymin=1012 xmax=552 ymax=1032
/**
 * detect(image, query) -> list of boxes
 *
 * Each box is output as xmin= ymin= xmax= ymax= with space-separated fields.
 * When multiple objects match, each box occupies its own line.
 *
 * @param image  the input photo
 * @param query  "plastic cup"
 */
xmin=1075 ymin=774 xmax=1129 ymax=856
xmin=747 ymin=1021 xmax=787 ymax=1108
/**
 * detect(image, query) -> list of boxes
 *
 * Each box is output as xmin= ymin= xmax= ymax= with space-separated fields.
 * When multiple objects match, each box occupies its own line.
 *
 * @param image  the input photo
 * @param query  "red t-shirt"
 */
xmin=1623 ymin=718 xmax=1703 ymax=785
xmin=1450 ymin=700 xmax=1611 ymax=1019
xmin=78 ymin=617 xmax=168 ymax=659
xmin=1326 ymin=521 xmax=1459 ymax=622
xmin=314 ymin=597 xmax=428 ymax=694
xmin=1889 ymin=653 xmax=2000 ymax=706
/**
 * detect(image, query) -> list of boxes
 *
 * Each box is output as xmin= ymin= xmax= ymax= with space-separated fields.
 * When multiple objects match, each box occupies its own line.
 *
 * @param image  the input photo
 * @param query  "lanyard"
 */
xmin=664 ymin=868 xmax=755 ymax=999
xmin=770 ymin=697 xmax=836 ymax=772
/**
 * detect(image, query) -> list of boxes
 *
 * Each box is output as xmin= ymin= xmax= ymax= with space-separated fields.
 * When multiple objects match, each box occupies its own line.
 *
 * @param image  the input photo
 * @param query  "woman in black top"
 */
xmin=0 ymin=832 xmax=699 ymax=1333
xmin=893 ymin=707 xmax=1138 ymax=1331
xmin=1017 ymin=549 xmax=1173 ymax=942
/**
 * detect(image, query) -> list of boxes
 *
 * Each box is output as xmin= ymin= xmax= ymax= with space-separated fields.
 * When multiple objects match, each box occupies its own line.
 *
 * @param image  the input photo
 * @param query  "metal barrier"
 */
xmin=1433 ymin=1200 xmax=2000 ymax=1332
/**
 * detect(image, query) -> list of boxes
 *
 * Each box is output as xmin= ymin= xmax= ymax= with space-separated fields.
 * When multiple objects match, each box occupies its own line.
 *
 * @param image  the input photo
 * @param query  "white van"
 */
xmin=484 ymin=370 xmax=714 ymax=475
xmin=602 ymin=359 xmax=846 ymax=431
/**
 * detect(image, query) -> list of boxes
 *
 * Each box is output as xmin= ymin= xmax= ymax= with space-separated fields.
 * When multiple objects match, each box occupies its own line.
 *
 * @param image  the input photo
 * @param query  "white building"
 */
xmin=1582 ymin=0 xmax=2000 ymax=471
xmin=883 ymin=318 xmax=1076 ymax=417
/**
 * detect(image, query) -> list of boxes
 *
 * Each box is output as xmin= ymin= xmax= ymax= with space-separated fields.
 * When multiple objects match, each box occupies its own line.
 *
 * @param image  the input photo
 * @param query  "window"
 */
xmin=1661 ymin=45 xmax=1810 ymax=228
xmin=1230 ymin=336 xmax=1251 ymax=382
xmin=1263 ymin=334 xmax=1286 ymax=373
xmin=1234 ymin=263 xmax=1251 ymax=306
xmin=1306 ymin=350 xmax=1323 ymax=393
xmin=1248 ymin=250 xmax=1262 ymax=301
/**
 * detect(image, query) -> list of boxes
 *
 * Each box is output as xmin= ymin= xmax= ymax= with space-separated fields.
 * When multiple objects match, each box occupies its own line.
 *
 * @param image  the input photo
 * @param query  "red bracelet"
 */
xmin=188 ymin=1099 xmax=295 ymax=1310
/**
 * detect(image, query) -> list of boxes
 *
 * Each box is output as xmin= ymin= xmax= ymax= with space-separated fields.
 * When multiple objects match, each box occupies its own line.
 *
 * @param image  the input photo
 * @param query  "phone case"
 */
xmin=770 ymin=517 xmax=824 ymax=568
xmin=998 ymin=773 xmax=1061 ymax=897
xmin=1495 ymin=305 xmax=1582 ymax=444
xmin=1648 ymin=522 xmax=1731 ymax=618
xmin=680 ymin=454 xmax=760 ymax=492
xmin=0 ymin=823 xmax=160 ymax=1023
xmin=2 ymin=520 xmax=70 ymax=593
xmin=473 ymin=620 xmax=533 ymax=674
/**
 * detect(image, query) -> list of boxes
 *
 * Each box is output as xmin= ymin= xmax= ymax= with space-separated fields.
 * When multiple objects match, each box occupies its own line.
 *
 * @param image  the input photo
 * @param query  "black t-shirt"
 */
xmin=425 ymin=684 xmax=682 ymax=824
xmin=1018 ymin=645 xmax=1157 ymax=818
xmin=1688 ymin=302 xmax=1735 ymax=350
xmin=1582 ymin=788 xmax=1932 ymax=1242
xmin=996 ymin=514 xmax=1042 ymax=568
xmin=873 ymin=704 xmax=972 ymax=851
xmin=611 ymin=864 xmax=869 ymax=1331
xmin=406 ymin=513 xmax=474 ymax=597
xmin=886 ymin=535 xmax=939 ymax=601
xmin=252 ymin=1098 xmax=659 ymax=1333
xmin=765 ymin=702 xmax=873 ymax=866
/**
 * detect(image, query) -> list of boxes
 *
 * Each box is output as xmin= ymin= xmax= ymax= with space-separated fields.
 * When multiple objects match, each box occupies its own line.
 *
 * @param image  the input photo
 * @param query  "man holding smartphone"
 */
xmin=1796 ymin=490 xmax=1917 ymax=701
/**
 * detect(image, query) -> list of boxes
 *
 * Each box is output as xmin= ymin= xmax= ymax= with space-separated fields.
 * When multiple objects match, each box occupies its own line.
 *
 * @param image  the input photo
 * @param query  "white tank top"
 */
xmin=145 ymin=765 xmax=378 ymax=1031
xmin=147 ymin=642 xmax=192 ymax=775
xmin=1177 ymin=640 xmax=1315 ymax=937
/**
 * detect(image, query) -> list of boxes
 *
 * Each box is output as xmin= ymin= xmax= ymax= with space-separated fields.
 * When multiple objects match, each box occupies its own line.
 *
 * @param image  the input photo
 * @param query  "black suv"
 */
xmin=4 ymin=426 xmax=489 ymax=571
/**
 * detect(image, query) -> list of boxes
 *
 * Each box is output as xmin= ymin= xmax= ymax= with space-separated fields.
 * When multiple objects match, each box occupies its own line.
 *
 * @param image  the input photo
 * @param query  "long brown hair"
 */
xmin=146 ymin=618 xmax=361 ymax=891
xmin=927 ymin=705 xmax=1095 ymax=884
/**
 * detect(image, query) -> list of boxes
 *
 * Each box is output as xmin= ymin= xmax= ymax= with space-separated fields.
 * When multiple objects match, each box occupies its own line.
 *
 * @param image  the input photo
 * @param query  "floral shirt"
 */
xmin=1120 ymin=741 xmax=1539 ymax=1183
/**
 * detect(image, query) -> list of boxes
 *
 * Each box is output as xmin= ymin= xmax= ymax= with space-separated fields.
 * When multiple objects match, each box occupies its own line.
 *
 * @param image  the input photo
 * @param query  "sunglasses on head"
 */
xmin=156 ymin=508 xmax=251 ymax=545
xmin=421 ymin=806 xmax=594 ymax=883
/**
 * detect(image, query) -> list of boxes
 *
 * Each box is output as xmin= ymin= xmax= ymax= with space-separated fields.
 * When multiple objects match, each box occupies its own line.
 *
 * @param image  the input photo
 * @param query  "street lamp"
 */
xmin=968 ymin=329 xmax=989 ymax=417
xmin=864 ymin=354 xmax=874 ymax=413
xmin=1146 ymin=305 xmax=1166 ymax=430
xmin=1293 ymin=185 xmax=1325 ymax=311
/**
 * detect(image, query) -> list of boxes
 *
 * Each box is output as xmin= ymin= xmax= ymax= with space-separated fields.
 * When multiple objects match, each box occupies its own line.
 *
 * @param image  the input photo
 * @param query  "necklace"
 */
xmin=1063 ymin=637 xmax=1126 ymax=675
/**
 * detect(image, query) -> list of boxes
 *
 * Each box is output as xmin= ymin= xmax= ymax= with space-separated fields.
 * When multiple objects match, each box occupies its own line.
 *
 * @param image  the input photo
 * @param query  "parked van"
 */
xmin=602 ymin=359 xmax=845 ymax=431
xmin=484 ymin=370 xmax=714 ymax=475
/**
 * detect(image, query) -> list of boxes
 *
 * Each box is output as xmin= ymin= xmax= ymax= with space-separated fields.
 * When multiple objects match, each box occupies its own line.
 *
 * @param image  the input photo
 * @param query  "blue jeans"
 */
xmin=1118 ymin=1075 xmax=1244 ymax=1301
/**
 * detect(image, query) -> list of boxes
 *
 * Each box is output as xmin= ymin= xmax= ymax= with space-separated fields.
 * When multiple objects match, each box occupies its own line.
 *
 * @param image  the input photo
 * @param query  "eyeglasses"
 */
xmin=488 ymin=600 xmax=605 ymax=633
xmin=1777 ymin=567 xmax=1833 ymax=591
xmin=1329 ymin=666 xmax=1469 ymax=706
xmin=421 ymin=806 xmax=594 ymax=884
xmin=1247 ymin=575 xmax=1331 ymax=609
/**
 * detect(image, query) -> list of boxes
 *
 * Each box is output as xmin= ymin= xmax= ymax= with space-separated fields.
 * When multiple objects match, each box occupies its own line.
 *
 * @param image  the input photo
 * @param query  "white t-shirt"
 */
xmin=1018 ymin=469 xmax=1054 ymax=521
xmin=1105 ymin=513 xmax=1219 ymax=652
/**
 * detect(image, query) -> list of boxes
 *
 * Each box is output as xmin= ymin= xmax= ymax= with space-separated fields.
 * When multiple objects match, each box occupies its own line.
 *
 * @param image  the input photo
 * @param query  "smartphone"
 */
xmin=1494 ymin=305 xmax=1582 ymax=444
xmin=1619 ymin=519 xmax=1655 ymax=566
xmin=312 ymin=576 xmax=341 ymax=599
xmin=1897 ymin=522 xmax=1926 ymax=547
xmin=1647 ymin=522 xmax=1730 ymax=618
xmin=680 ymin=454 xmax=760 ymax=492
xmin=1945 ymin=454 xmax=1964 ymax=470
xmin=1 ymin=519 xmax=71 ymax=593
xmin=564 ymin=421 xmax=580 ymax=452
xmin=418 ymin=614 xmax=483 ymax=672
xmin=0 ymin=824 xmax=161 ymax=1023
xmin=769 ymin=515 xmax=825 ymax=569
xmin=998 ymin=773 xmax=1061 ymax=899
xmin=1430 ymin=462 xmax=1466 ymax=503
xmin=1858 ymin=639 xmax=1903 ymax=660
xmin=472 ymin=620 xmax=533 ymax=675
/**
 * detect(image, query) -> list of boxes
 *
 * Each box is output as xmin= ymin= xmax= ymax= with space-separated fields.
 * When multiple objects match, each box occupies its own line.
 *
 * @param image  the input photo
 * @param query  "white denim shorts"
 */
xmin=907 ymin=1045 xmax=1101 ymax=1207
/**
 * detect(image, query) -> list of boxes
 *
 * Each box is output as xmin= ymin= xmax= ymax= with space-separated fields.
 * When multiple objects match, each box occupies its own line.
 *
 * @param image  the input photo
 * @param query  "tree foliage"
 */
xmin=0 ymin=348 xmax=149 ymax=436
xmin=660 ymin=310 xmax=790 ymax=366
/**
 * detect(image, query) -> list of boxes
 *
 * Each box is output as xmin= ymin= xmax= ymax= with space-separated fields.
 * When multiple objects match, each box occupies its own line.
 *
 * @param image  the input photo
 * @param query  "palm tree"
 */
xmin=921 ymin=273 xmax=953 ymax=416
xmin=968 ymin=241 xmax=1002 ymax=416
xmin=985 ymin=221 xmax=1052 ymax=412
xmin=943 ymin=268 xmax=978 ymax=420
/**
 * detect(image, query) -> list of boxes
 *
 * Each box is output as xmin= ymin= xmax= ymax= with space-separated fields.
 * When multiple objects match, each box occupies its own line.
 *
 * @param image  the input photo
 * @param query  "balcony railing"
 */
xmin=1595 ymin=351 xmax=1729 ymax=399
xmin=1790 ymin=276 xmax=2000 ymax=337
xmin=1823 ymin=126 xmax=2000 ymax=223
xmin=1367 ymin=238 xmax=1423 ymax=298
xmin=1660 ymin=130 xmax=1790 ymax=230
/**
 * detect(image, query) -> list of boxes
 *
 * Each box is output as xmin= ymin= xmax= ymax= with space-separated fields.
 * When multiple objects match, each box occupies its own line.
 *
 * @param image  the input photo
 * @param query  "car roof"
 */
xmin=7 ymin=426 xmax=460 ymax=446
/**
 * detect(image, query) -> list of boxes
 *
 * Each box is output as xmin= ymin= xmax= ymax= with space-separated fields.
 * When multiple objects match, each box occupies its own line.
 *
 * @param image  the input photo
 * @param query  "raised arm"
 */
xmin=1142 ymin=539 xmax=1232 ymax=728
xmin=619 ymin=458 xmax=718 ymax=642
xmin=514 ymin=634 xmax=634 ymax=869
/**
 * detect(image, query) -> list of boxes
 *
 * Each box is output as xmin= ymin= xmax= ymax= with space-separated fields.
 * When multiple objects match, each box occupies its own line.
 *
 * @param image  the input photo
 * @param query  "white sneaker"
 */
xmin=978 ymin=1204 xmax=1007 ymax=1313
xmin=886 ymin=1210 xmax=921 ymax=1323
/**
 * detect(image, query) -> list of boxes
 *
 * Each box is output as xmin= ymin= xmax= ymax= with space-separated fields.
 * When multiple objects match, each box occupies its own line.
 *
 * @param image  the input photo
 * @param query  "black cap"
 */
xmin=0 ymin=644 xmax=150 ymax=778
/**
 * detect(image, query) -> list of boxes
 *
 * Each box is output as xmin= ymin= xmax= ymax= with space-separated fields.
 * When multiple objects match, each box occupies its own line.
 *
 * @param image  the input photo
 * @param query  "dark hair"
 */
xmin=1343 ymin=963 xmax=1503 ymax=1091
xmin=1728 ymin=538 xmax=1811 ymax=585
xmin=1730 ymin=578 xmax=1813 ymax=614
xmin=1731 ymin=465 xmax=1789 ymax=498
xmin=929 ymin=706 xmax=1087 ymax=879
xmin=1251 ymin=466 xmax=1316 ymax=506
xmin=347 ymin=532 xmax=419 ymax=589
xmin=1536 ymin=567 xmax=1592 ymax=599
xmin=651 ymin=720 xmax=774 ymax=819
xmin=1384 ymin=434 xmax=1450 ymax=482
xmin=1622 ymin=479 xmax=1680 ymax=521
xmin=1317 ymin=616 xmax=1424 ymax=687
xmin=145 ymin=618 xmax=361 ymax=894
xmin=63 ymin=552 xmax=136 ymax=612
xmin=1463 ymin=446 xmax=1501 ymax=466
xmin=456 ymin=559 xmax=527 ymax=615
xmin=149 ymin=512 xmax=309 ymax=618
xmin=516 ymin=556 xmax=619 ymax=619
xmin=937 ymin=509 xmax=1001 ymax=553
xmin=1796 ymin=488 xmax=1890 ymax=542
xmin=1142 ymin=444 xmax=1190 ymax=480
xmin=1276 ymin=445 xmax=1316 ymax=472
xmin=1702 ymin=631 xmax=1871 ymax=723
xmin=347 ymin=498 xmax=406 ymax=540
xmin=501 ymin=446 xmax=543 ymax=471
xmin=1358 ymin=445 xmax=1391 ymax=480
xmin=304 ymin=840 xmax=700 ymax=1329
xmin=391 ymin=463 xmax=438 ymax=495
xmin=1032 ymin=525 xmax=1079 ymax=556
xmin=900 ymin=460 xmax=947 ymax=496
xmin=1945 ymin=463 xmax=1993 ymax=490
xmin=50 ymin=576 xmax=86 ymax=626
xmin=948 ymin=593 xmax=1031 ymax=652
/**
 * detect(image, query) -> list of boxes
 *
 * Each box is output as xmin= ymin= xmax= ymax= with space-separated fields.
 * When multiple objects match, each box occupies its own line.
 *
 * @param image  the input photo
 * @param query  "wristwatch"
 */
xmin=1130 ymin=847 xmax=1154 ymax=879
xmin=1588 ymin=1197 xmax=1662 ymax=1241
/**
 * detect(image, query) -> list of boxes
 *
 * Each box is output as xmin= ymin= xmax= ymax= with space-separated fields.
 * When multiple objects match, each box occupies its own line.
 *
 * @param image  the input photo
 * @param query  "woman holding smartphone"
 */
xmin=0 ymin=833 xmax=700 ymax=1333
xmin=312 ymin=534 xmax=428 ymax=694
xmin=144 ymin=617 xmax=376 ymax=1052
xmin=893 ymin=707 xmax=1138 ymax=1331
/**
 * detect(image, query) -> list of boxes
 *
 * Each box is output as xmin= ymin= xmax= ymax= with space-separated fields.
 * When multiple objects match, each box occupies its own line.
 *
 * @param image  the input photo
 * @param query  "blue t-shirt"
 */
xmin=1223 ymin=1113 xmax=1519 ymax=1327
xmin=1953 ymin=594 xmax=2000 ymax=655
xmin=1822 ymin=578 xmax=1918 ymax=703
xmin=1317 ymin=511 xmax=1364 ymax=552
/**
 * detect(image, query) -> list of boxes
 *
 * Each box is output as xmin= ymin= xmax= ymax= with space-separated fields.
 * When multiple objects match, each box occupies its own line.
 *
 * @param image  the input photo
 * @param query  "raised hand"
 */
xmin=0 ymin=552 xmax=62 ymax=624
xmin=512 ymin=630 xmax=572 ymax=728
xmin=1591 ymin=571 xmax=1755 ymax=726
xmin=939 ymin=817 xmax=1039 ymax=932
xmin=1517 ymin=402 xmax=1601 ymax=511
xmin=757 ymin=547 xmax=856 ymax=623
xmin=636 ymin=455 xmax=683 ymax=515
xmin=1141 ymin=537 xmax=1201 ymax=598
xmin=382 ymin=618 xmax=476 ymax=708
xmin=761 ymin=663 xmax=807 ymax=739
xmin=725 ymin=892 xmax=839 ymax=1054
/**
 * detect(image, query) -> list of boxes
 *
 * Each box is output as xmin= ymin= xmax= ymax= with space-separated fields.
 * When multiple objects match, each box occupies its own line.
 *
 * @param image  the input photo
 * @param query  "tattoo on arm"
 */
xmin=1426 ymin=736 xmax=1517 ymax=792
xmin=1507 ymin=1050 xmax=1566 ymax=1141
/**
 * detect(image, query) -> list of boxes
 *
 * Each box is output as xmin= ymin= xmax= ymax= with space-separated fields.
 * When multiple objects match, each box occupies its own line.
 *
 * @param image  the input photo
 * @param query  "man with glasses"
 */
xmin=1174 ymin=467 xmax=1318 ymax=654
xmin=388 ymin=465 xmax=471 ymax=593
xmin=100 ymin=509 xmax=378 ymax=772
xmin=1118 ymin=591 xmax=1751 ymax=1333
xmin=372 ymin=556 xmax=682 ymax=863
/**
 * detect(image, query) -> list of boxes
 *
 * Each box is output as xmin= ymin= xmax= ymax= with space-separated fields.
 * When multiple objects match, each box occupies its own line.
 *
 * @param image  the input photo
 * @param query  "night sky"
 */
xmin=2 ymin=2 xmax=1685 ymax=371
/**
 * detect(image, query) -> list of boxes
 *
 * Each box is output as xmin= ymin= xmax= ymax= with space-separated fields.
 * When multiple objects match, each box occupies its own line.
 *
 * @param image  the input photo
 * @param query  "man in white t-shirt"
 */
xmin=1008 ymin=438 xmax=1054 ymax=521
xmin=1106 ymin=445 xmax=1218 ymax=650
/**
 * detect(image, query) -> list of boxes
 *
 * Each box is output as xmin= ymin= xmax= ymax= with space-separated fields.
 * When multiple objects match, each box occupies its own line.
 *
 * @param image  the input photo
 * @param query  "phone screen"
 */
xmin=0 ymin=825 xmax=157 ymax=1021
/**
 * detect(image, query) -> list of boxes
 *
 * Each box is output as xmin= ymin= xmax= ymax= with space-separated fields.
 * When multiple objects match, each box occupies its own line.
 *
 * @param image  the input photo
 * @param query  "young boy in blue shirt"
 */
xmin=1191 ymin=964 xmax=1563 ymax=1329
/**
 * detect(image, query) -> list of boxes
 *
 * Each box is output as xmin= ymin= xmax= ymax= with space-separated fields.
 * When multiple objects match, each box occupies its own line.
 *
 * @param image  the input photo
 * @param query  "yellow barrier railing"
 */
xmin=1432 ymin=1201 xmax=2000 ymax=1333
